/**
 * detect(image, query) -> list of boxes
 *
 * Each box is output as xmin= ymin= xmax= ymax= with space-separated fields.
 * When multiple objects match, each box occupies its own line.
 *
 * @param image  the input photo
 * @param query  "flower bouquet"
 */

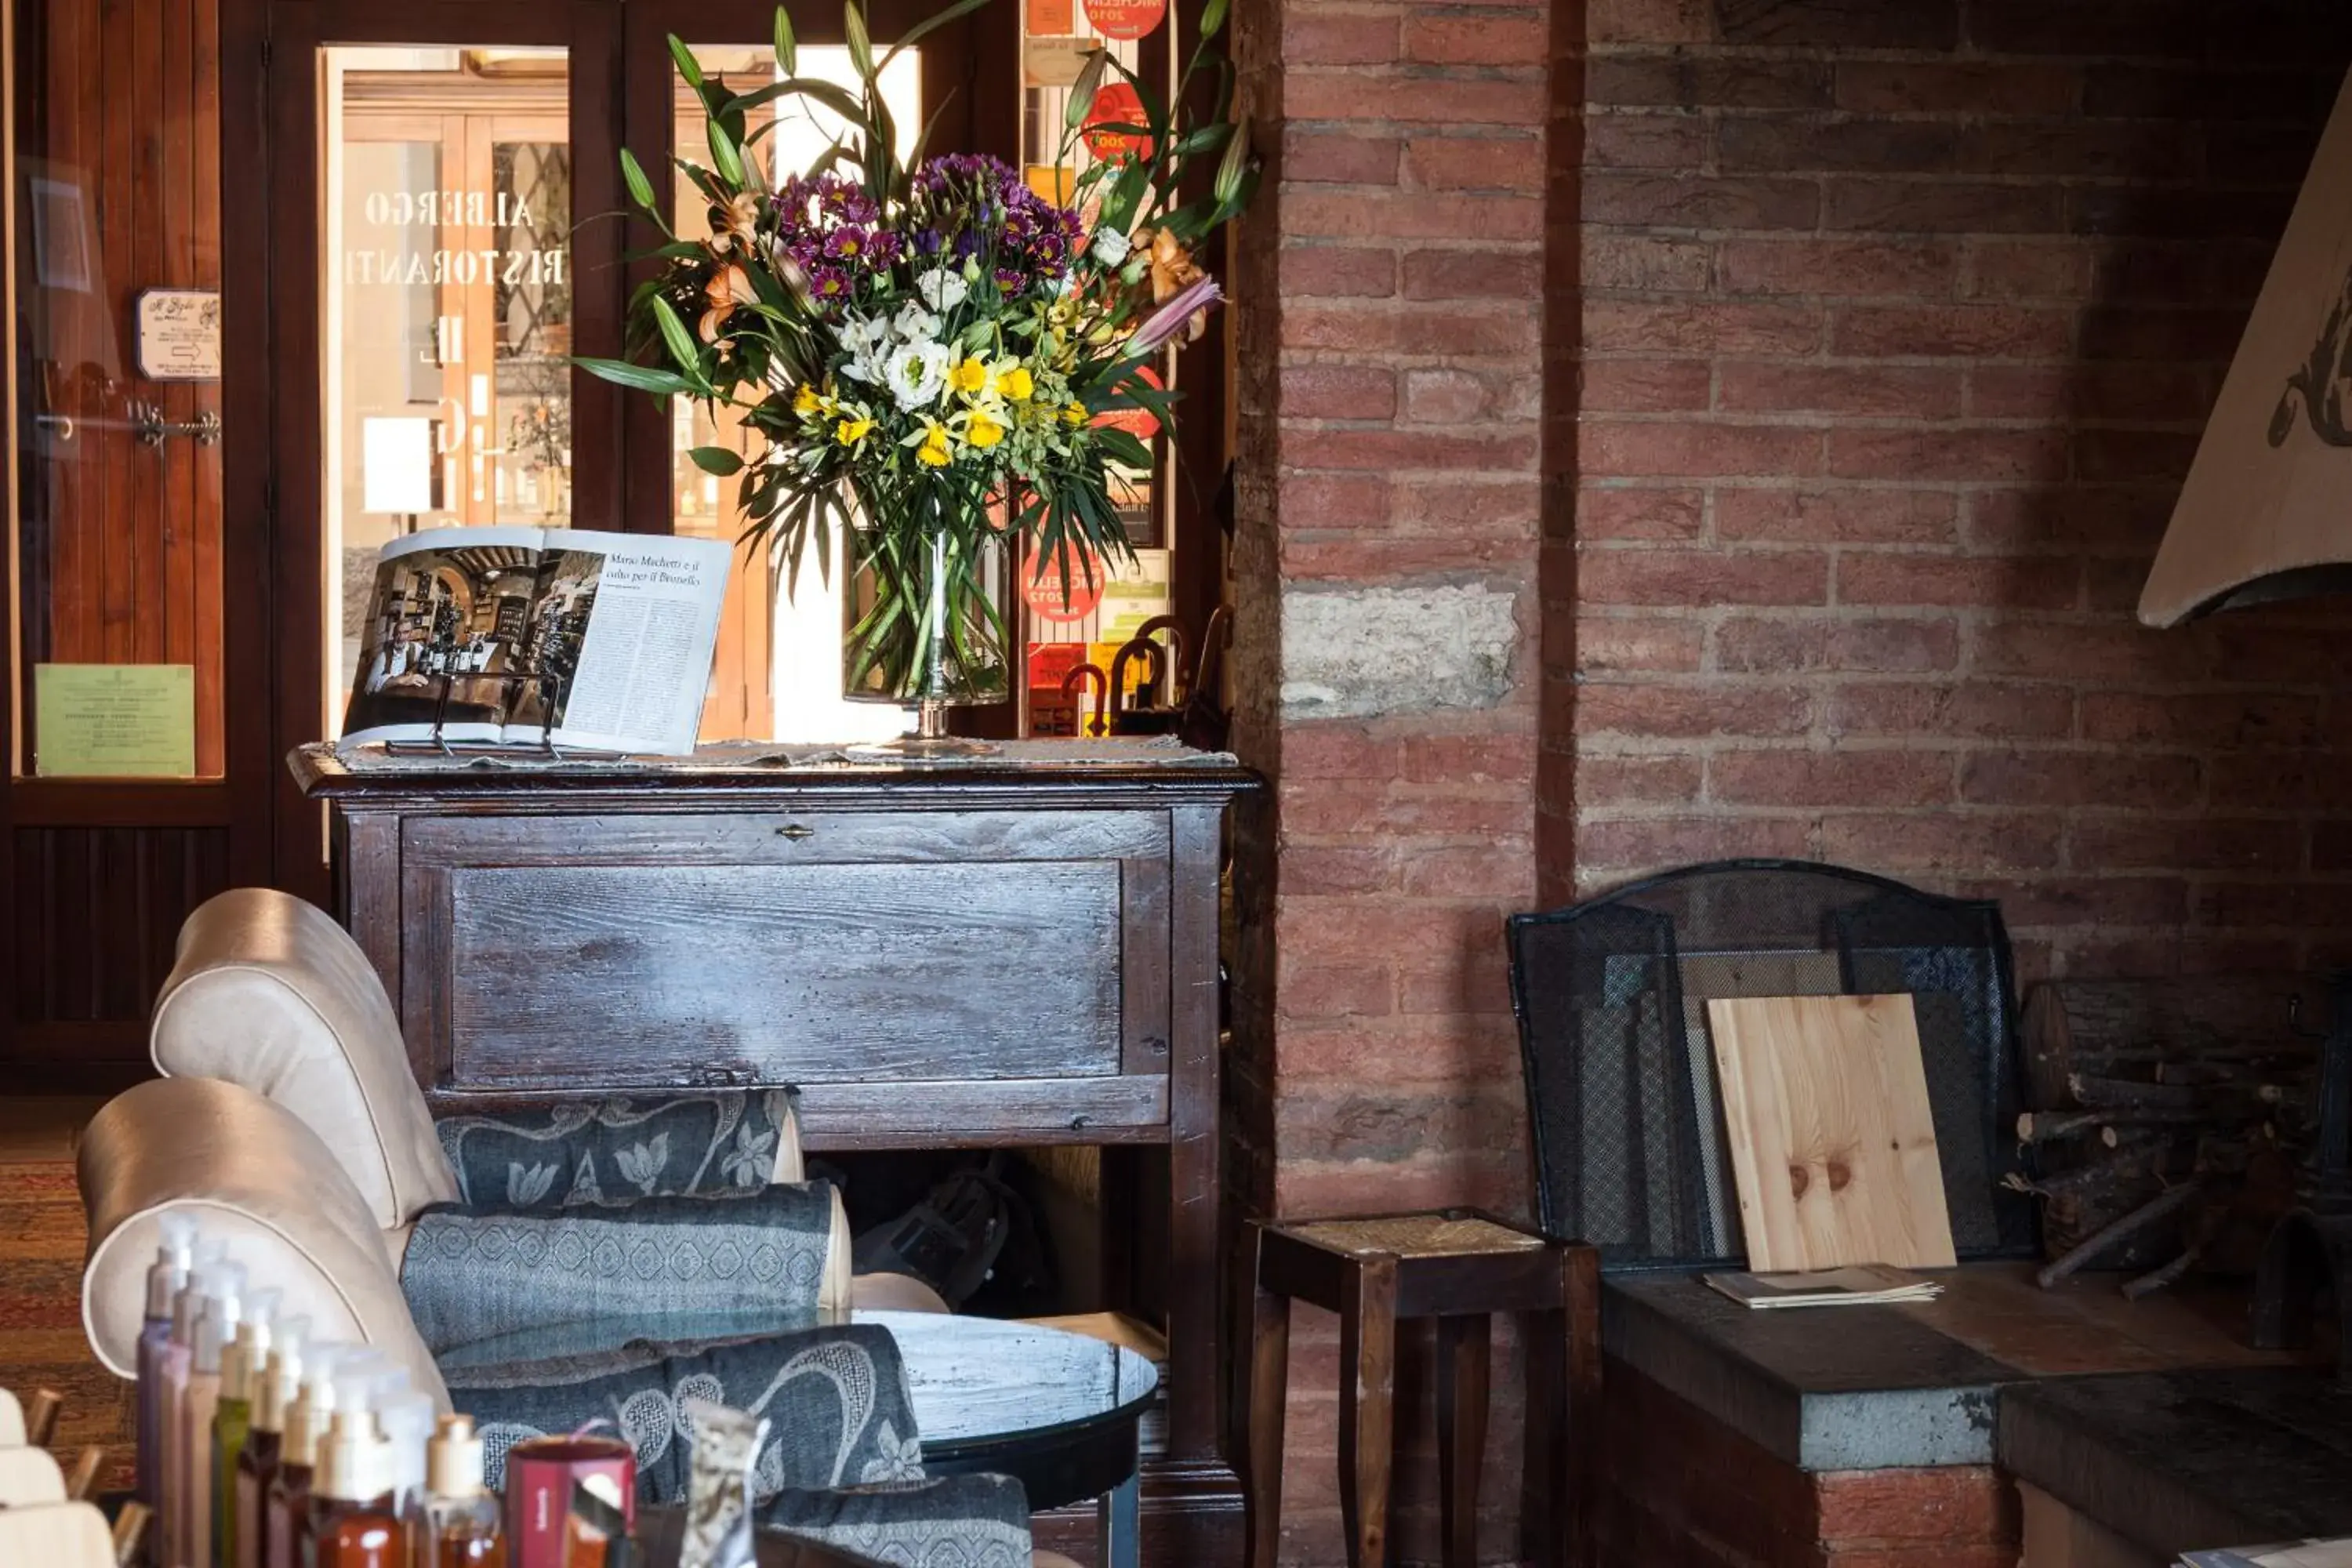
xmin=582 ymin=0 xmax=1256 ymax=748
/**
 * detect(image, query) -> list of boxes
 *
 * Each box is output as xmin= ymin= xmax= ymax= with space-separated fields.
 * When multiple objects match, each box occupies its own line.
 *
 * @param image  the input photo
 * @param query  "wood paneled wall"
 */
xmin=15 ymin=0 xmax=223 ymax=775
xmin=10 ymin=825 xmax=230 ymax=1027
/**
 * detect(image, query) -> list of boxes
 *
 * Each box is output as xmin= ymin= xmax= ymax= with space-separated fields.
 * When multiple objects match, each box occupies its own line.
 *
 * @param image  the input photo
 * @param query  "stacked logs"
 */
xmin=2015 ymin=976 xmax=2323 ymax=1296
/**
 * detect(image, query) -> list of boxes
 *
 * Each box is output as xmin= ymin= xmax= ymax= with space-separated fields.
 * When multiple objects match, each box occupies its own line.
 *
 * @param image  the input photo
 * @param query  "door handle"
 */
xmin=775 ymin=822 xmax=816 ymax=840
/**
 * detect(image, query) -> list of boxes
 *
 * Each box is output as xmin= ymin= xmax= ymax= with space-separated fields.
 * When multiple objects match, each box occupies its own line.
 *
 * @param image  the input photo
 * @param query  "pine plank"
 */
xmin=1707 ymin=993 xmax=1958 ymax=1273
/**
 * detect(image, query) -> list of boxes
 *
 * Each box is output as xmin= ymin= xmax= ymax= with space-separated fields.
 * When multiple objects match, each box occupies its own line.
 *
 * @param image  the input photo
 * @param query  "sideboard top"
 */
xmin=289 ymin=737 xmax=1261 ymax=808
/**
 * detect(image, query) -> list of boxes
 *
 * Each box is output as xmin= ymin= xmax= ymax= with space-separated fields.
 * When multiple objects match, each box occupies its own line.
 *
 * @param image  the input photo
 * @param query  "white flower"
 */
xmin=884 ymin=340 xmax=953 ymax=411
xmin=1091 ymin=227 xmax=1131 ymax=267
xmin=839 ymin=354 xmax=880 ymax=384
xmin=915 ymin=267 xmax=968 ymax=313
xmin=892 ymin=301 xmax=942 ymax=343
xmin=840 ymin=312 xmax=891 ymax=357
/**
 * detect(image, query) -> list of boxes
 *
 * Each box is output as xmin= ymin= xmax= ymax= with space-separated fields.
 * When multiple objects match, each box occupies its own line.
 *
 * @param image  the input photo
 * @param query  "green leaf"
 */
xmin=1200 ymin=0 xmax=1229 ymax=37
xmin=706 ymin=116 xmax=745 ymax=187
xmin=844 ymin=0 xmax=873 ymax=80
xmin=619 ymin=147 xmax=657 ymax=211
xmin=774 ymin=4 xmax=798 ymax=74
xmin=688 ymin=445 xmax=746 ymax=476
xmin=666 ymin=33 xmax=703 ymax=89
xmin=575 ymin=357 xmax=692 ymax=397
xmin=649 ymin=295 xmax=703 ymax=378
xmin=729 ymin=77 xmax=876 ymax=134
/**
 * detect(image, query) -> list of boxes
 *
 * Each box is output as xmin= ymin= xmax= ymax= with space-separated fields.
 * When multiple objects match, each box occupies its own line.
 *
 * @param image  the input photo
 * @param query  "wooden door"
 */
xmin=2 ymin=0 xmax=256 ymax=1088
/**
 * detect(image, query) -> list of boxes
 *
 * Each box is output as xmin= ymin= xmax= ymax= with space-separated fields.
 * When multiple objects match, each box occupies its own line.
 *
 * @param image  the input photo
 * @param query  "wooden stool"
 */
xmin=1245 ymin=1210 xmax=1600 ymax=1568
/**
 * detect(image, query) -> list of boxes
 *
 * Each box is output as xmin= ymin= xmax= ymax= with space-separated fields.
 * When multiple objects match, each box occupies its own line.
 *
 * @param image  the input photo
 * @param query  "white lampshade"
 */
xmin=361 ymin=416 xmax=436 ymax=514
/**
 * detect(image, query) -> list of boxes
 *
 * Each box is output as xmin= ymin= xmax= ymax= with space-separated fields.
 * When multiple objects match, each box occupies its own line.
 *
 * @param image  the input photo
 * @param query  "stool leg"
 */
xmin=1436 ymin=1313 xmax=1491 ymax=1568
xmin=1337 ymin=1253 xmax=1398 ymax=1568
xmin=1523 ymin=1245 xmax=1602 ymax=1568
xmin=1247 ymin=1226 xmax=1292 ymax=1568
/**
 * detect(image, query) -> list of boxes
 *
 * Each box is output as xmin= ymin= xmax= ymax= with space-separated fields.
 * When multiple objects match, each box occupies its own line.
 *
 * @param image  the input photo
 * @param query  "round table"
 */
xmin=859 ymin=1311 xmax=1160 ymax=1568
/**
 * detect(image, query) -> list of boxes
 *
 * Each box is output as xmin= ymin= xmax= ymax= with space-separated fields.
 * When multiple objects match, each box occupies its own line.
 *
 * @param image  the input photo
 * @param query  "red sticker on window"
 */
xmin=1083 ymin=0 xmax=1164 ymax=40
xmin=1091 ymin=363 xmax=1162 ymax=441
xmin=1025 ymin=546 xmax=1108 ymax=622
xmin=1083 ymin=82 xmax=1154 ymax=163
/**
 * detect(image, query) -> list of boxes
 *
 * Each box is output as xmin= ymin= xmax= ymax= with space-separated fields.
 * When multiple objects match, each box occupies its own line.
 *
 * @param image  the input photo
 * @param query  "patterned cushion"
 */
xmin=435 ymin=1091 xmax=802 ymax=1207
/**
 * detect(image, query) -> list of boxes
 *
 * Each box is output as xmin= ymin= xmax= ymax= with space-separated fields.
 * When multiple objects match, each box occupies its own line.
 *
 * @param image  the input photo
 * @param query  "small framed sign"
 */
xmin=134 ymin=289 xmax=221 ymax=381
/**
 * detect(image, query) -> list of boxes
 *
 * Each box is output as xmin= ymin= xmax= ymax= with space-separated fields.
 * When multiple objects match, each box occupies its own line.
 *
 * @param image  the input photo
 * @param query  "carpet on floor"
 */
xmin=0 ymin=1159 xmax=134 ymax=1492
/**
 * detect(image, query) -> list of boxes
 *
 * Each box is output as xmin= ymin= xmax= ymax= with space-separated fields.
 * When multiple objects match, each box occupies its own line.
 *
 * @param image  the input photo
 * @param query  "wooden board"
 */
xmin=1707 ymin=994 xmax=1958 ymax=1272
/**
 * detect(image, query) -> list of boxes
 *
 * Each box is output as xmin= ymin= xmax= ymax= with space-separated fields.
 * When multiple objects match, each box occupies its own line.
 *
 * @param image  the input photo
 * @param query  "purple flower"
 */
xmin=1127 ymin=274 xmax=1225 ymax=355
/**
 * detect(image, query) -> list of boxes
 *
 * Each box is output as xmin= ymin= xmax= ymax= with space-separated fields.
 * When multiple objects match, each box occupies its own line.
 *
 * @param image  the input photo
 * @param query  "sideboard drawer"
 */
xmin=401 ymin=811 xmax=1173 ymax=1106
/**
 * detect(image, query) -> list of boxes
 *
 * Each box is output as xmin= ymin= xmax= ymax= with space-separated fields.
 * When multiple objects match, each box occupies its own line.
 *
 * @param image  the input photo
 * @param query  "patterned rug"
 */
xmin=0 ymin=1160 xmax=135 ymax=1491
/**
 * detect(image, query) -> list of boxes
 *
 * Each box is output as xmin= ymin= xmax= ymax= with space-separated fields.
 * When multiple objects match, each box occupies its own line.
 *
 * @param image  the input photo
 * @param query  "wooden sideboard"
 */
xmin=289 ymin=741 xmax=1259 ymax=1563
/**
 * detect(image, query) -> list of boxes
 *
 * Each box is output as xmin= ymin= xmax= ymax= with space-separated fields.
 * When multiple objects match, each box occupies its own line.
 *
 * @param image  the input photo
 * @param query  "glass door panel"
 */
xmin=674 ymin=44 xmax=920 ymax=744
xmin=11 ymin=0 xmax=225 ymax=778
xmin=321 ymin=45 xmax=570 ymax=735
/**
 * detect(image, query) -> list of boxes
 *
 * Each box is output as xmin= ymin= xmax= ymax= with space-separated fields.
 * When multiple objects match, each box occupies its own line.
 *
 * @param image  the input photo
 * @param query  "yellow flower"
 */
xmin=835 ymin=416 xmax=874 ymax=446
xmin=916 ymin=420 xmax=953 ymax=466
xmin=1062 ymin=401 xmax=1089 ymax=426
xmin=965 ymin=410 xmax=1006 ymax=448
xmin=794 ymin=383 xmax=824 ymax=417
xmin=996 ymin=364 xmax=1035 ymax=401
xmin=949 ymin=357 xmax=990 ymax=396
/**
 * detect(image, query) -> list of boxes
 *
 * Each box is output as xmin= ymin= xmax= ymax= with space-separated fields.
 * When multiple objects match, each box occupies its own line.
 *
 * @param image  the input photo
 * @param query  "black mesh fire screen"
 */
xmin=1506 ymin=859 xmax=2037 ymax=1271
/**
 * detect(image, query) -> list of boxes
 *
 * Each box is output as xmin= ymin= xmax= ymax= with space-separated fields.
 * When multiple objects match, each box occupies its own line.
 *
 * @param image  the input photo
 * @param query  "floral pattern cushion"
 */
xmin=436 ymin=1091 xmax=795 ymax=1208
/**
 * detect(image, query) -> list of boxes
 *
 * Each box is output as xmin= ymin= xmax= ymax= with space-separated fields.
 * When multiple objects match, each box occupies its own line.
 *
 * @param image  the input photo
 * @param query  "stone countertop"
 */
xmin=1998 ymin=1369 xmax=2352 ymax=1556
xmin=1605 ymin=1262 xmax=2307 ymax=1472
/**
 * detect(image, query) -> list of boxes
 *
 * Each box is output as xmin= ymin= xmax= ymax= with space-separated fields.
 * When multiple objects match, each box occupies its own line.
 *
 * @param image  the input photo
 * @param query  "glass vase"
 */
xmin=840 ymin=510 xmax=1011 ymax=757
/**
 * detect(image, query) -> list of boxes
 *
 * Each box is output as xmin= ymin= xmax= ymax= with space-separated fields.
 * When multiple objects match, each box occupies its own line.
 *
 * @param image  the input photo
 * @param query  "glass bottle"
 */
xmin=238 ymin=1316 xmax=310 ymax=1568
xmin=164 ymin=1238 xmax=230 ymax=1568
xmin=269 ymin=1343 xmax=357 ymax=1568
xmin=182 ymin=1258 xmax=247 ymax=1568
xmin=136 ymin=1214 xmax=198 ymax=1510
xmin=213 ymin=1289 xmax=281 ymax=1568
xmin=300 ymin=1372 xmax=403 ymax=1568
xmin=421 ymin=1416 xmax=503 ymax=1568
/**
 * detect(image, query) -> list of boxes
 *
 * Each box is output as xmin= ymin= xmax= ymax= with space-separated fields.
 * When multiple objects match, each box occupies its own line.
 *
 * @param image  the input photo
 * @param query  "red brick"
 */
xmin=1403 ymin=12 xmax=1548 ymax=65
xmin=1577 ymin=682 xmax=1816 ymax=738
xmin=1584 ymin=235 xmax=1714 ymax=292
xmin=1283 ymin=129 xmax=1403 ymax=185
xmin=1279 ymin=1018 xmax=1521 ymax=1083
xmin=1282 ymin=11 xmax=1399 ymax=65
xmin=1710 ymin=749 xmax=1955 ymax=808
xmin=1280 ymin=844 xmax=1395 ymax=895
xmin=1831 ymin=303 xmax=2076 ymax=358
xmin=1717 ymin=0 xmax=1958 ymax=49
xmin=1287 ymin=303 xmax=1539 ymax=358
xmin=1829 ymin=682 xmax=2076 ymax=741
xmin=1577 ymin=615 xmax=1709 ymax=673
xmin=1959 ymin=120 xmax=2197 ymax=181
xmin=1399 ymin=842 xmax=1539 ymax=897
xmin=1820 ymin=812 xmax=2063 ymax=873
xmin=1959 ymin=750 xmax=2203 ymax=810
xmin=1718 ymin=116 xmax=1959 ymax=174
xmin=1277 ymin=960 xmax=1396 ymax=1021
xmin=2074 ymin=428 xmax=2201 ymax=482
xmin=1401 ymin=248 xmax=1542 ymax=299
xmin=1580 ymin=486 xmax=1706 ymax=541
xmin=1283 ymin=362 xmax=1399 ymax=421
xmin=1719 ymin=238 xmax=1959 ymax=297
xmin=1715 ymin=615 xmax=1962 ymax=673
xmin=1279 ymin=472 xmax=1394 ymax=531
xmin=1588 ymin=54 xmax=1833 ymax=111
xmin=1284 ymin=74 xmax=1547 ymax=127
xmin=1395 ymin=475 xmax=1540 ymax=534
xmin=2201 ymin=882 xmax=2352 ymax=933
xmin=1585 ymin=113 xmax=1714 ymax=171
xmin=1964 ymin=489 xmax=2172 ymax=556
xmin=1585 ymin=421 xmax=1827 ymax=480
xmin=1816 ymin=1464 xmax=2017 ymax=1545
xmin=1716 ymin=488 xmax=1959 ymax=546
xmin=1399 ymin=732 xmax=1537 ymax=786
xmin=1291 ymin=428 xmax=1537 ymax=474
xmin=1585 ymin=172 xmax=1822 ymax=230
xmin=2078 ymin=691 xmax=2325 ymax=750
xmin=1838 ymin=554 xmax=2080 ymax=609
xmin=1283 ymin=244 xmax=1398 ymax=299
xmin=1966 ymin=240 xmax=2098 ymax=301
xmin=1282 ymin=535 xmax=1534 ymax=580
xmin=1835 ymin=60 xmax=2079 ymax=114
xmin=1827 ymin=427 xmax=2068 ymax=483
xmin=1824 ymin=178 xmax=2064 ymax=234
xmin=2071 ymin=818 xmax=2304 ymax=873
xmin=1406 ymin=134 xmax=1544 ymax=192
xmin=1975 ymin=620 xmax=2211 ymax=683
xmin=1582 ymin=546 xmax=1831 ymax=607
xmin=1577 ymin=754 xmax=1704 ymax=806
xmin=1282 ymin=727 xmax=1400 ymax=779
xmin=1273 ymin=1152 xmax=1527 ymax=1219
xmin=1588 ymin=0 xmax=1714 ymax=44
xmin=1583 ymin=358 xmax=1714 ymax=413
xmin=1969 ymin=362 xmax=2210 ymax=422
xmin=1715 ymin=363 xmax=1964 ymax=418
xmin=1286 ymin=189 xmax=1541 ymax=242
xmin=1586 ymin=300 xmax=1824 ymax=355
xmin=1578 ymin=814 xmax=1817 ymax=869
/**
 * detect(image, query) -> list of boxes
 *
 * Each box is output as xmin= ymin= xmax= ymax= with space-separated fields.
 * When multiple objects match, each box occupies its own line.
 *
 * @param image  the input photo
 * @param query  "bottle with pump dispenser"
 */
xmin=165 ymin=1237 xmax=230 ymax=1568
xmin=376 ymin=1386 xmax=435 ymax=1560
xmin=238 ymin=1315 xmax=308 ymax=1568
xmin=269 ymin=1343 xmax=360 ymax=1568
xmin=300 ymin=1370 xmax=403 ymax=1568
xmin=182 ymin=1255 xmax=246 ymax=1568
xmin=213 ymin=1288 xmax=280 ymax=1568
xmin=136 ymin=1214 xmax=198 ymax=1511
xmin=421 ymin=1415 xmax=503 ymax=1568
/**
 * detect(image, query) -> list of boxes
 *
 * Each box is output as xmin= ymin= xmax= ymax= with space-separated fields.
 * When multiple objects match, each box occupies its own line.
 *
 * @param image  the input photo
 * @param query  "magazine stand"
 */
xmin=378 ymin=669 xmax=618 ymax=761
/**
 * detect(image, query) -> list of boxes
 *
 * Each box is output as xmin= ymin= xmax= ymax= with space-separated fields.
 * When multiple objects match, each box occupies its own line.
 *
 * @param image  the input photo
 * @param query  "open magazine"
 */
xmin=341 ymin=527 xmax=731 ymax=755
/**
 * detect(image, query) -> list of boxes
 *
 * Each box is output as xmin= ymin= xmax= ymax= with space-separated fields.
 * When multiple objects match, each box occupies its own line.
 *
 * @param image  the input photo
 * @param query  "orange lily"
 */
xmin=699 ymin=263 xmax=752 ymax=343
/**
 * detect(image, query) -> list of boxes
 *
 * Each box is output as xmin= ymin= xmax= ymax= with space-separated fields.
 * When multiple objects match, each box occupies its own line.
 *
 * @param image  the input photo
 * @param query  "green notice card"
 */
xmin=34 ymin=663 xmax=197 ymax=777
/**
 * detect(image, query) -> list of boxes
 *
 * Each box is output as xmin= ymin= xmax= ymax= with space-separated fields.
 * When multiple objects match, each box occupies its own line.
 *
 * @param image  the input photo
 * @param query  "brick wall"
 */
xmin=1573 ymin=0 xmax=2352 ymax=982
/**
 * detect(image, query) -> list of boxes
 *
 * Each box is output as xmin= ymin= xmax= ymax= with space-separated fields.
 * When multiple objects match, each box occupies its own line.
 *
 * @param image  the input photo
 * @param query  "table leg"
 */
xmin=1436 ymin=1313 xmax=1491 ymax=1568
xmin=1096 ymin=1467 xmax=1141 ymax=1568
xmin=1337 ymin=1252 xmax=1398 ymax=1568
xmin=1247 ymin=1224 xmax=1290 ymax=1568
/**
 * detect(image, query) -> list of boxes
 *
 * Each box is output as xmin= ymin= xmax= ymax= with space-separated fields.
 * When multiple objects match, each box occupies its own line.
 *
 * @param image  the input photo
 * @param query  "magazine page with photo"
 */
xmin=341 ymin=526 xmax=555 ymax=746
xmin=511 ymin=532 xmax=731 ymax=754
xmin=339 ymin=527 xmax=731 ymax=753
